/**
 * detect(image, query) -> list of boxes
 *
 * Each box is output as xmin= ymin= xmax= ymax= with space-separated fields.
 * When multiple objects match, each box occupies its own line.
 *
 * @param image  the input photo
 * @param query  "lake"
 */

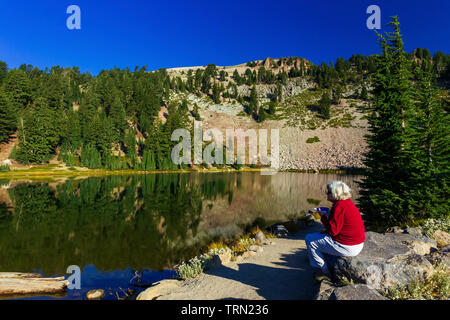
xmin=0 ymin=172 xmax=363 ymax=300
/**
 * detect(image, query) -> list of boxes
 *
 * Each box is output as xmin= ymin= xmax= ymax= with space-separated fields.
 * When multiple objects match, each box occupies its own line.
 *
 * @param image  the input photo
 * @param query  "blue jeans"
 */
xmin=305 ymin=232 xmax=364 ymax=275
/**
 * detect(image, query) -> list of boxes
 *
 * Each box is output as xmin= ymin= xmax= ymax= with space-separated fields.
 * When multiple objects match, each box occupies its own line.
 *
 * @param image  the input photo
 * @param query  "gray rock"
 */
xmin=315 ymin=280 xmax=336 ymax=300
xmin=210 ymin=252 xmax=232 ymax=266
xmin=425 ymin=245 xmax=450 ymax=268
xmin=431 ymin=230 xmax=450 ymax=248
xmin=328 ymin=284 xmax=389 ymax=300
xmin=404 ymin=227 xmax=423 ymax=237
xmin=385 ymin=226 xmax=404 ymax=234
xmin=250 ymin=245 xmax=263 ymax=253
xmin=136 ymin=279 xmax=181 ymax=300
xmin=331 ymin=232 xmax=435 ymax=290
xmin=254 ymin=231 xmax=268 ymax=244
xmin=273 ymin=224 xmax=289 ymax=238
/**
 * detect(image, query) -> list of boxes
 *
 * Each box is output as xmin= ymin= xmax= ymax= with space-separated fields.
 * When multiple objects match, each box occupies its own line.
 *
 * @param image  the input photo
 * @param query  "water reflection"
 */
xmin=0 ymin=172 xmax=363 ymax=299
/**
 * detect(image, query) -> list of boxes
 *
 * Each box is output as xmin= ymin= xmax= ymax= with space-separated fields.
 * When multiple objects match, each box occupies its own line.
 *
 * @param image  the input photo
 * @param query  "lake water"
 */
xmin=0 ymin=172 xmax=363 ymax=300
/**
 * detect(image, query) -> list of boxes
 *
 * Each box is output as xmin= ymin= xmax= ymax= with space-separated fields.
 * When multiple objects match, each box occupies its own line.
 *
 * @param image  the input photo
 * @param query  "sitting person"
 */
xmin=305 ymin=180 xmax=365 ymax=281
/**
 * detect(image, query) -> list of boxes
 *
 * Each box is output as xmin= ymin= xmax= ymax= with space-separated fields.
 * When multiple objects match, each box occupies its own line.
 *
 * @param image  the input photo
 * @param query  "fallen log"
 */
xmin=0 ymin=272 xmax=68 ymax=296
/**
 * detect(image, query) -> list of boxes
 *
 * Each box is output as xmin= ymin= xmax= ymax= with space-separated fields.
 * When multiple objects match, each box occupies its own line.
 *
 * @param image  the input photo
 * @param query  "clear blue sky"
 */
xmin=0 ymin=0 xmax=449 ymax=74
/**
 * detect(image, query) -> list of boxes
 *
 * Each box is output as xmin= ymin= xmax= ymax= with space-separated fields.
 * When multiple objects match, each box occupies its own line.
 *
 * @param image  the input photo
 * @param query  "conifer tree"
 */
xmin=248 ymin=85 xmax=258 ymax=117
xmin=0 ymin=61 xmax=7 ymax=85
xmin=109 ymin=95 xmax=127 ymax=142
xmin=402 ymin=62 xmax=450 ymax=220
xmin=0 ymin=89 xmax=16 ymax=142
xmin=16 ymin=97 xmax=60 ymax=164
xmin=318 ymin=92 xmax=331 ymax=119
xmin=358 ymin=17 xmax=416 ymax=228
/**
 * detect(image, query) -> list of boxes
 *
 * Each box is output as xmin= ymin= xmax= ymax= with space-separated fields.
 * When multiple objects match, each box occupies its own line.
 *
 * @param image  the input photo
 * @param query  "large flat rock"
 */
xmin=331 ymin=231 xmax=436 ymax=290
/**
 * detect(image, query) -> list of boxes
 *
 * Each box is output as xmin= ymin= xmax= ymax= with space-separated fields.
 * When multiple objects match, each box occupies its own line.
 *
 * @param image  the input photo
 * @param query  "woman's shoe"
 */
xmin=313 ymin=270 xmax=330 ymax=283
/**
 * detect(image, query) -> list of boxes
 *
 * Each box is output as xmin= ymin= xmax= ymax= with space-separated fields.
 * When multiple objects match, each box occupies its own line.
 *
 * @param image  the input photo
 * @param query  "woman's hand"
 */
xmin=317 ymin=208 xmax=325 ymax=217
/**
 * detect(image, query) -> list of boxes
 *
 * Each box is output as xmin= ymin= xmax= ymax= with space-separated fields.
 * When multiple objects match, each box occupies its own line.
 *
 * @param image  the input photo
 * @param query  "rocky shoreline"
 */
xmin=315 ymin=222 xmax=450 ymax=300
xmin=136 ymin=215 xmax=449 ymax=300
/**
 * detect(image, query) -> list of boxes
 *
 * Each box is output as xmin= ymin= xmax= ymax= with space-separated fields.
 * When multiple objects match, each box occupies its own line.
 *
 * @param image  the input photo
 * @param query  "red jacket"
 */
xmin=320 ymin=199 xmax=365 ymax=245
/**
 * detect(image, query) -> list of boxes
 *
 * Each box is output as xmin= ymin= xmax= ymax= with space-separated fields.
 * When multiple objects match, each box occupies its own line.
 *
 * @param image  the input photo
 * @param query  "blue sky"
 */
xmin=0 ymin=0 xmax=449 ymax=74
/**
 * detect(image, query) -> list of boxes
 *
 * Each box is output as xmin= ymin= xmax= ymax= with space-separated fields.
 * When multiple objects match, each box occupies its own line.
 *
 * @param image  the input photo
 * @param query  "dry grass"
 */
xmin=383 ymin=264 xmax=450 ymax=300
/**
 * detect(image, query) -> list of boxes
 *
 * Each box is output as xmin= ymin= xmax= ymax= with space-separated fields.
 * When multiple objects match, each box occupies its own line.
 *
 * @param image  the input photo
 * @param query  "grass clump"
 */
xmin=306 ymin=136 xmax=320 ymax=144
xmin=383 ymin=264 xmax=450 ymax=300
xmin=231 ymin=235 xmax=256 ymax=254
xmin=0 ymin=165 xmax=10 ymax=172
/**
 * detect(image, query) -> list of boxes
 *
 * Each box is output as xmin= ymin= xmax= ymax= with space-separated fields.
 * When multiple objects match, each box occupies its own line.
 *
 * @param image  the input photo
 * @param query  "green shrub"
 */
xmin=9 ymin=145 xmax=17 ymax=160
xmin=0 ymin=165 xmax=10 ymax=172
xmin=306 ymin=136 xmax=320 ymax=143
xmin=420 ymin=218 xmax=450 ymax=237
xmin=176 ymin=257 xmax=208 ymax=280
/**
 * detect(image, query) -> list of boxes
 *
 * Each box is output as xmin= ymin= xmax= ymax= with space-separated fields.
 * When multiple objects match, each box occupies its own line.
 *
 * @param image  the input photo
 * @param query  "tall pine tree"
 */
xmin=358 ymin=17 xmax=419 ymax=228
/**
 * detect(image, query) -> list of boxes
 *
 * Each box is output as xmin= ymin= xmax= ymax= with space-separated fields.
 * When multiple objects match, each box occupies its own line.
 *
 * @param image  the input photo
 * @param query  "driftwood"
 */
xmin=0 ymin=272 xmax=68 ymax=296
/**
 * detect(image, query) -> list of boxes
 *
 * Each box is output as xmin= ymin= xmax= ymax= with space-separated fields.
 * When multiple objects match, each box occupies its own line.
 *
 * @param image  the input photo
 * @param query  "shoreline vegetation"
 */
xmin=0 ymin=165 xmax=366 ymax=179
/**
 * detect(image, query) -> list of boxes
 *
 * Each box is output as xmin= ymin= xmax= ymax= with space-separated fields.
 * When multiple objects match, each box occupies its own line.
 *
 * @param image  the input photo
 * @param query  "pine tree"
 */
xmin=360 ymin=86 xmax=368 ymax=100
xmin=258 ymin=107 xmax=266 ymax=122
xmin=125 ymin=128 xmax=137 ymax=167
xmin=402 ymin=62 xmax=450 ymax=220
xmin=16 ymin=97 xmax=61 ymax=164
xmin=212 ymin=82 xmax=221 ymax=104
xmin=109 ymin=95 xmax=126 ymax=142
xmin=318 ymin=92 xmax=331 ymax=119
xmin=248 ymin=85 xmax=258 ymax=117
xmin=332 ymin=86 xmax=343 ymax=105
xmin=2 ymin=69 xmax=31 ymax=117
xmin=0 ymin=89 xmax=16 ymax=142
xmin=358 ymin=17 xmax=416 ymax=228
xmin=0 ymin=61 xmax=7 ymax=85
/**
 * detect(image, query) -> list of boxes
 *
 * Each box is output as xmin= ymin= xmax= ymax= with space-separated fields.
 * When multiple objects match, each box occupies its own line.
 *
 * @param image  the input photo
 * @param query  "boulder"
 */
xmin=210 ymin=252 xmax=232 ymax=266
xmin=389 ymin=232 xmax=438 ymax=255
xmin=136 ymin=279 xmax=181 ymax=300
xmin=328 ymin=284 xmax=389 ymax=300
xmin=331 ymin=232 xmax=435 ymax=290
xmin=431 ymin=230 xmax=450 ymax=248
xmin=254 ymin=231 xmax=268 ymax=244
xmin=425 ymin=245 xmax=450 ymax=268
xmin=86 ymin=289 xmax=104 ymax=300
xmin=248 ymin=245 xmax=263 ymax=253
xmin=315 ymin=280 xmax=336 ymax=300
xmin=241 ymin=251 xmax=256 ymax=259
xmin=404 ymin=227 xmax=423 ymax=237
xmin=273 ymin=224 xmax=288 ymax=238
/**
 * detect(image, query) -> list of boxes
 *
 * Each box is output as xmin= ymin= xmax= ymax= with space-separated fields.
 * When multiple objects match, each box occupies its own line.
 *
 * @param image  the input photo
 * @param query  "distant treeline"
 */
xmin=0 ymin=47 xmax=449 ymax=169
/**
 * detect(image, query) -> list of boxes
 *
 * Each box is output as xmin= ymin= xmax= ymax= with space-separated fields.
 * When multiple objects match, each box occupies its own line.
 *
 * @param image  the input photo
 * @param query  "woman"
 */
xmin=305 ymin=180 xmax=365 ymax=281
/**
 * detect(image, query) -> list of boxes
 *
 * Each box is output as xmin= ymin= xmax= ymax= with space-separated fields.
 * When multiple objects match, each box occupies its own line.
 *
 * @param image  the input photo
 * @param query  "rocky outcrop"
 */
xmin=425 ymin=245 xmax=450 ymax=268
xmin=431 ymin=230 xmax=450 ymax=248
xmin=136 ymin=279 xmax=181 ymax=300
xmin=210 ymin=252 xmax=232 ymax=266
xmin=331 ymin=231 xmax=437 ymax=291
xmin=327 ymin=284 xmax=389 ymax=300
xmin=0 ymin=272 xmax=68 ymax=296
